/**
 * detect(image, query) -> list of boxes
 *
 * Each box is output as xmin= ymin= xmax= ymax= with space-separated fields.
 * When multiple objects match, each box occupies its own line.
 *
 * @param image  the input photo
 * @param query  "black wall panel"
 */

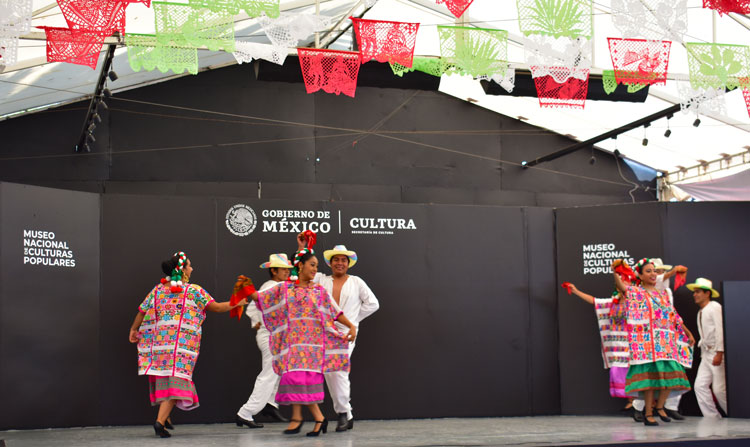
xmin=98 ymin=194 xmax=218 ymax=426
xmin=0 ymin=183 xmax=100 ymax=428
xmin=30 ymin=190 xmax=554 ymax=428
xmin=555 ymin=203 xmax=664 ymax=415
xmin=525 ymin=207 xmax=560 ymax=415
xmin=555 ymin=201 xmax=750 ymax=417
xmin=724 ymin=281 xmax=750 ymax=418
xmin=661 ymin=202 xmax=750 ymax=417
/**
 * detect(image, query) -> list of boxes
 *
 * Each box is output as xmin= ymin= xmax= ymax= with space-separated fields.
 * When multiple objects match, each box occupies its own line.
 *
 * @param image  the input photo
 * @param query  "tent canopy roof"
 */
xmin=2 ymin=0 xmax=749 ymax=178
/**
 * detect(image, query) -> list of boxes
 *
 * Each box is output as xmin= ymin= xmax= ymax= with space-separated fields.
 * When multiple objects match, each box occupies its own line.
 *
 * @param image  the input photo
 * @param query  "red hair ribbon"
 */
xmin=302 ymin=230 xmax=317 ymax=250
xmin=561 ymin=282 xmax=573 ymax=295
xmin=614 ymin=262 xmax=637 ymax=285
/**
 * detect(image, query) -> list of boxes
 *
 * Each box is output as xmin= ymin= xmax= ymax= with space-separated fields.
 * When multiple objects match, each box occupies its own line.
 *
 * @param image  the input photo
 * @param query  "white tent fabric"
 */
xmin=673 ymin=168 xmax=750 ymax=201
xmin=1 ymin=0 xmax=749 ymax=183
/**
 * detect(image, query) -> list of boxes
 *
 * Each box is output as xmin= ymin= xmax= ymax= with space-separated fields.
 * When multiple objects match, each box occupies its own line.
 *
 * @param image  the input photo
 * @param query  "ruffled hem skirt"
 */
xmin=148 ymin=376 xmax=200 ymax=411
xmin=609 ymin=366 xmax=629 ymax=399
xmin=275 ymin=371 xmax=324 ymax=405
xmin=625 ymin=360 xmax=690 ymax=398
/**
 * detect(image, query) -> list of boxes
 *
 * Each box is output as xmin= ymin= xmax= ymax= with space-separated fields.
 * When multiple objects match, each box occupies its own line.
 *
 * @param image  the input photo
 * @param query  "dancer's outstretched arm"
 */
xmin=568 ymin=284 xmax=595 ymax=305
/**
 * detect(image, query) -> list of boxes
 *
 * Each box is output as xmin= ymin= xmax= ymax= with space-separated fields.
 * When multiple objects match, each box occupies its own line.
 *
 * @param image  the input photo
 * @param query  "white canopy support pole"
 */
xmin=315 ymin=0 xmax=320 ymax=48
xmin=713 ymin=10 xmax=718 ymax=43
xmin=318 ymin=0 xmax=364 ymax=49
xmin=32 ymin=2 xmax=59 ymax=17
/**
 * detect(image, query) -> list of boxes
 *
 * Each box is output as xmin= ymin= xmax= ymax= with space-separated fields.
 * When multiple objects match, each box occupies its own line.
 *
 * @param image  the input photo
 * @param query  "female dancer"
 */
xmin=237 ymin=249 xmax=357 ymax=436
xmin=613 ymin=258 xmax=695 ymax=426
xmin=564 ymin=283 xmax=634 ymax=412
xmin=129 ymin=251 xmax=247 ymax=438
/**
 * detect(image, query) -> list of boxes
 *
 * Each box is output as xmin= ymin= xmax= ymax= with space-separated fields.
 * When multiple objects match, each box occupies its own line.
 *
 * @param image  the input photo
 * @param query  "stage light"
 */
xmin=664 ymin=129 xmax=671 ymax=138
xmin=97 ymin=100 xmax=108 ymax=110
xmin=88 ymin=122 xmax=96 ymax=133
xmin=315 ymin=157 xmax=320 ymax=162
xmin=103 ymin=88 xmax=112 ymax=98
xmin=693 ymin=118 xmax=701 ymax=127
xmin=92 ymin=112 xmax=101 ymax=123
xmin=84 ymin=143 xmax=91 ymax=152
xmin=521 ymin=160 xmax=528 ymax=167
xmin=589 ymin=155 xmax=596 ymax=165
xmin=86 ymin=132 xmax=96 ymax=143
xmin=108 ymin=71 xmax=118 ymax=82
xmin=642 ymin=138 xmax=649 ymax=146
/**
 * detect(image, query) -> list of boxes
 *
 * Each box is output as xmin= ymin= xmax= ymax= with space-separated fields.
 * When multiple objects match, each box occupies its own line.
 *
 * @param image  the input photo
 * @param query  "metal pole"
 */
xmin=315 ymin=0 xmax=320 ymax=48
xmin=524 ymin=104 xmax=681 ymax=167
xmin=75 ymin=44 xmax=116 ymax=152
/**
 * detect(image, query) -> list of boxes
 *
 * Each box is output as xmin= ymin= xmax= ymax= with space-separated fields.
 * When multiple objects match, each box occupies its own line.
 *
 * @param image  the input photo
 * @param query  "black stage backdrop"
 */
xmin=99 ymin=197 xmax=561 ymax=425
xmin=556 ymin=201 xmax=750 ymax=416
xmin=3 ymin=182 xmax=748 ymax=429
xmin=0 ymin=183 xmax=101 ymax=429
xmin=724 ymin=281 xmax=750 ymax=418
xmin=0 ymin=183 xmax=559 ymax=429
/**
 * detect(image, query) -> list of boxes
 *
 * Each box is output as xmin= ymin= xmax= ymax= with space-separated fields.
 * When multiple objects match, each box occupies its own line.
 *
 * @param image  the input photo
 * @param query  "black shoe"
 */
xmin=665 ymin=408 xmax=685 ymax=420
xmin=655 ymin=408 xmax=671 ymax=422
xmin=632 ymin=409 xmax=644 ymax=423
xmin=306 ymin=419 xmax=328 ymax=437
xmin=643 ymin=414 xmax=659 ymax=426
xmin=236 ymin=415 xmax=264 ymax=428
xmin=164 ymin=418 xmax=174 ymax=430
xmin=283 ymin=419 xmax=304 ymax=435
xmin=260 ymin=404 xmax=289 ymax=422
xmin=335 ymin=413 xmax=349 ymax=432
xmin=154 ymin=421 xmax=171 ymax=438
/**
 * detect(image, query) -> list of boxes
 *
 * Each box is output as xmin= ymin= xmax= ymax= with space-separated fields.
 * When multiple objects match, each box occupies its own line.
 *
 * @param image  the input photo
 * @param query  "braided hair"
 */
xmin=160 ymin=251 xmax=187 ymax=293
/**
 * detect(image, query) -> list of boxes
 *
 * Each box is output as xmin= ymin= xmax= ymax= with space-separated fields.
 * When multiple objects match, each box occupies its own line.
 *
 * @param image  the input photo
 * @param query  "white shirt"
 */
xmin=314 ymin=273 xmax=379 ymax=329
xmin=697 ymin=300 xmax=724 ymax=353
xmin=655 ymin=274 xmax=674 ymax=305
xmin=246 ymin=280 xmax=279 ymax=328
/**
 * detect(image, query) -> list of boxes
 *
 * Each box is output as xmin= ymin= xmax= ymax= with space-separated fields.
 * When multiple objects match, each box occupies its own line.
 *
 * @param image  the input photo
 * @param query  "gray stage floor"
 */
xmin=3 ymin=416 xmax=750 ymax=447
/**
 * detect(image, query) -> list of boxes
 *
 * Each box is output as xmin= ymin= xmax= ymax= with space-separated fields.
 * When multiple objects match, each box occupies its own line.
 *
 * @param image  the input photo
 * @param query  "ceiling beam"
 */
xmin=523 ymin=104 xmax=681 ymax=168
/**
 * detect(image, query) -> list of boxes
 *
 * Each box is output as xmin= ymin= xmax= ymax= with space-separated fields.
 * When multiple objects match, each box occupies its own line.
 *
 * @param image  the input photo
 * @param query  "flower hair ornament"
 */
xmin=160 ymin=251 xmax=187 ymax=293
xmin=290 ymin=230 xmax=317 ymax=283
xmin=634 ymin=257 xmax=653 ymax=275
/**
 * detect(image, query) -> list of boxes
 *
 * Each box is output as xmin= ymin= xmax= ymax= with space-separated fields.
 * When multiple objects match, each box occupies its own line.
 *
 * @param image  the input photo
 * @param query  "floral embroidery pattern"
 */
xmin=259 ymin=282 xmax=350 ymax=375
xmin=137 ymin=284 xmax=212 ymax=380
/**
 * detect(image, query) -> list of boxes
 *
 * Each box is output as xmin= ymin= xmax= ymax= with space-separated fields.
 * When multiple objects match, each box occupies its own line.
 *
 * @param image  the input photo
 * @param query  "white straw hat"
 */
xmin=686 ymin=277 xmax=720 ymax=298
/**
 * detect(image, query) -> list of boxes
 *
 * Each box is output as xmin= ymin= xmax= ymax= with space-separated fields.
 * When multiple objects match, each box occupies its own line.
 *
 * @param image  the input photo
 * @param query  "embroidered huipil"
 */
xmin=625 ymin=285 xmax=693 ymax=368
xmin=257 ymin=282 xmax=350 ymax=376
xmin=137 ymin=284 xmax=214 ymax=380
xmin=594 ymin=296 xmax=629 ymax=368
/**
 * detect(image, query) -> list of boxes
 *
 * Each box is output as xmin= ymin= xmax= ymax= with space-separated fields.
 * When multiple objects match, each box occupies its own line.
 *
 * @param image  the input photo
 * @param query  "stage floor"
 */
xmin=3 ymin=416 xmax=750 ymax=446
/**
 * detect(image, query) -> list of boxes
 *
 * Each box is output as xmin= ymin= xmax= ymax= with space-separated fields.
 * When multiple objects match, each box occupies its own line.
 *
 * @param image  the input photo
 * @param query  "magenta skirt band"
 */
xmin=276 ymin=371 xmax=325 ymax=405
xmin=148 ymin=375 xmax=200 ymax=411
xmin=609 ymin=366 xmax=629 ymax=399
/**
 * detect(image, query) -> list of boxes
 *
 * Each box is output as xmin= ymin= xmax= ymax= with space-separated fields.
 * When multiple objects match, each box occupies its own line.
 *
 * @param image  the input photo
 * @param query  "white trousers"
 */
xmin=325 ymin=341 xmax=356 ymax=419
xmin=237 ymin=328 xmax=280 ymax=421
xmin=695 ymin=350 xmax=727 ymax=418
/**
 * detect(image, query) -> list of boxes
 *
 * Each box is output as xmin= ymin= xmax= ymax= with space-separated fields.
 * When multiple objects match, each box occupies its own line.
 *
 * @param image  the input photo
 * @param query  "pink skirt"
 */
xmin=275 ymin=371 xmax=324 ymax=405
xmin=148 ymin=376 xmax=200 ymax=411
xmin=609 ymin=366 xmax=628 ymax=399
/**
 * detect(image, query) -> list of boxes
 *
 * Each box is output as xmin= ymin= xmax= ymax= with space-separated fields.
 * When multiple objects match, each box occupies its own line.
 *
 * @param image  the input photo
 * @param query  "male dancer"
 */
xmin=297 ymin=234 xmax=380 ymax=432
xmin=236 ymin=254 xmax=293 ymax=428
xmin=688 ymin=277 xmax=727 ymax=418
